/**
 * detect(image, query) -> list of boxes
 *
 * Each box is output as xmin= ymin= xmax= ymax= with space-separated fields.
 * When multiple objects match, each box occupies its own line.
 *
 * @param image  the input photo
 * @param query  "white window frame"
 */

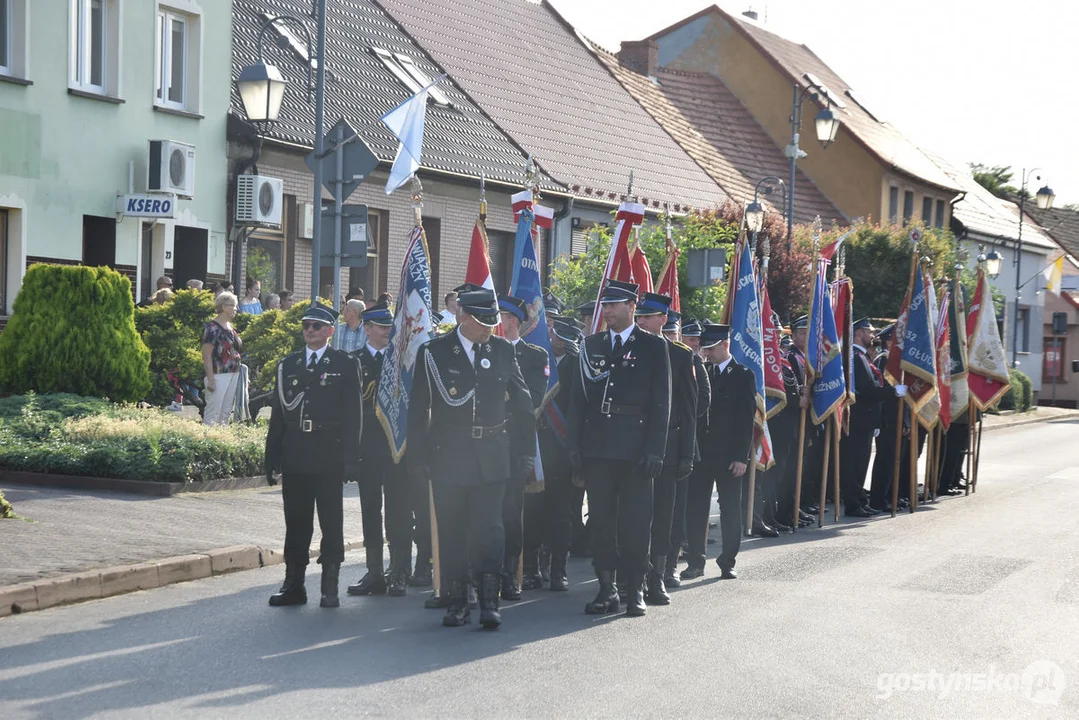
xmin=71 ymin=0 xmax=107 ymax=91
xmin=0 ymin=0 xmax=12 ymax=75
xmin=155 ymin=9 xmax=187 ymax=109
xmin=155 ymin=1 xmax=203 ymax=114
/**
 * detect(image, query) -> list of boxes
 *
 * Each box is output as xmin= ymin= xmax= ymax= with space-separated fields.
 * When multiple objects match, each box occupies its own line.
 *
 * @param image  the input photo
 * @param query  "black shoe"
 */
xmin=616 ymin=570 xmax=629 ymax=603
xmin=478 ymin=573 xmax=502 ymax=630
xmin=269 ymin=564 xmax=307 ymax=606
xmin=502 ymin=556 xmax=522 ymax=601
xmin=538 ymin=547 xmax=551 ymax=584
xmin=386 ymin=548 xmax=408 ymax=597
xmin=346 ymin=570 xmax=387 ymax=596
xmin=645 ymin=555 xmax=670 ymax=606
xmin=715 ymin=559 xmax=737 ymax=580
xmin=664 ymin=554 xmax=682 ymax=588
xmin=897 ymin=498 xmax=910 ymax=509
xmin=549 ymin=553 xmax=569 ymax=592
xmin=770 ymin=519 xmax=794 ymax=533
xmin=863 ymin=505 xmax=882 ymax=516
xmin=442 ymin=582 xmax=470 ymax=627
xmin=625 ymin=574 xmax=647 ymax=617
xmin=680 ymin=564 xmax=705 ymax=580
xmin=585 ymin=570 xmax=620 ymax=614
xmin=408 ymin=558 xmax=433 ymax=587
xmin=521 ymin=567 xmax=544 ymax=591
xmin=751 ymin=520 xmax=780 ymax=538
xmin=845 ymin=506 xmax=875 ymax=518
xmin=320 ymin=562 xmax=340 ymax=608
xmin=805 ymin=504 xmax=820 ymax=514
xmin=798 ymin=510 xmax=816 ymax=523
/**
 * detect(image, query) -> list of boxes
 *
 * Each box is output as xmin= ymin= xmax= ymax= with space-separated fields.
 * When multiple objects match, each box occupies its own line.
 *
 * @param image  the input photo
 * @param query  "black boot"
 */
xmin=616 ymin=570 xmax=628 ymax=603
xmin=664 ymin=551 xmax=682 ymax=588
xmin=320 ymin=562 xmax=340 ymax=608
xmin=549 ymin=551 xmax=569 ymax=591
xmin=409 ymin=556 xmax=433 ymax=587
xmin=521 ymin=549 xmax=543 ymax=591
xmin=501 ymin=556 xmax=522 ymax=601
xmin=478 ymin=573 xmax=502 ymax=630
xmin=347 ymin=547 xmax=387 ymax=596
xmin=585 ymin=569 xmax=619 ymax=614
xmin=538 ymin=546 xmax=552 ymax=584
xmin=625 ymin=573 xmax=647 ymax=617
xmin=645 ymin=555 xmax=670 ymax=606
xmin=442 ymin=581 xmax=470 ymax=627
xmin=387 ymin=547 xmax=408 ymax=597
xmin=269 ymin=564 xmax=307 ymax=606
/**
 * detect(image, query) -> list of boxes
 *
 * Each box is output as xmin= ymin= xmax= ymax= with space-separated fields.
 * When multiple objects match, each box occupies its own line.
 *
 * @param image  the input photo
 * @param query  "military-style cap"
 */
xmin=553 ymin=317 xmax=582 ymax=345
xmin=780 ymin=334 xmax=793 ymax=350
xmin=452 ymin=282 xmax=483 ymax=295
xmin=876 ymin=324 xmax=895 ymax=344
xmin=599 ymin=279 xmax=639 ymax=304
xmin=458 ymin=288 xmax=501 ymax=327
xmin=634 ymin=292 xmax=672 ymax=316
xmin=543 ymin=290 xmax=566 ymax=315
xmin=792 ymin=315 xmax=809 ymax=330
xmin=853 ymin=317 xmax=876 ymax=332
xmin=498 ymin=295 xmax=529 ymax=323
xmin=700 ymin=322 xmax=730 ymax=349
xmin=681 ymin=319 xmax=702 ymax=337
xmin=302 ymin=301 xmax=339 ymax=326
xmin=431 ymin=310 xmax=445 ymax=325
xmin=361 ymin=301 xmax=393 ymax=326
xmin=576 ymin=300 xmax=596 ymax=318
xmin=663 ymin=310 xmax=682 ymax=334
xmin=771 ymin=311 xmax=782 ymax=329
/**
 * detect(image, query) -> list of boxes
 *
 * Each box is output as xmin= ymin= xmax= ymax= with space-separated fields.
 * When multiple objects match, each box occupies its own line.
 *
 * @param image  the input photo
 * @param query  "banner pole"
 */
xmin=745 ymin=438 xmax=758 ymax=537
xmin=422 ymin=481 xmax=443 ymax=609
xmin=793 ymin=406 xmax=807 ymax=531
xmin=966 ymin=404 xmax=974 ymax=496
xmin=818 ymin=420 xmax=831 ymax=528
xmin=909 ymin=418 xmax=918 ymax=512
xmin=973 ymin=413 xmax=984 ymax=492
xmin=832 ymin=414 xmax=841 ymax=522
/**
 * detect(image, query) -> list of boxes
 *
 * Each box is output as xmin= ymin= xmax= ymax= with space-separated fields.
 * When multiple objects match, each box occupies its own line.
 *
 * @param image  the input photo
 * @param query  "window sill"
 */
xmin=0 ymin=74 xmax=32 ymax=86
xmin=153 ymin=104 xmax=204 ymax=120
xmin=67 ymin=88 xmax=125 ymax=104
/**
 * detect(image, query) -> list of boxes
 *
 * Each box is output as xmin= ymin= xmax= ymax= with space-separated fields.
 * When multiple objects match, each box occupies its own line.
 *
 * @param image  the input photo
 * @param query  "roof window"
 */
xmin=802 ymin=72 xmax=846 ymax=109
xmin=372 ymin=47 xmax=450 ymax=106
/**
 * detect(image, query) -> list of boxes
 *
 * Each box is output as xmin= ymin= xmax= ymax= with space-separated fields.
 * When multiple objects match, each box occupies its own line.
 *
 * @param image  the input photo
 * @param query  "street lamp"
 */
xmin=235 ymin=5 xmax=328 ymax=302
xmin=977 ymin=247 xmax=1002 ymax=279
xmin=1011 ymin=167 xmax=1055 ymax=367
xmin=786 ymin=84 xmax=840 ymax=248
xmin=745 ymin=176 xmax=786 ymax=253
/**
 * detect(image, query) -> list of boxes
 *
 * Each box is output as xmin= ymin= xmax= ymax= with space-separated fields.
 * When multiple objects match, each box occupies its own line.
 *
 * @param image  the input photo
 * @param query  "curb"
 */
xmin=982 ymin=411 xmax=1079 ymax=432
xmin=0 ymin=538 xmax=366 ymax=619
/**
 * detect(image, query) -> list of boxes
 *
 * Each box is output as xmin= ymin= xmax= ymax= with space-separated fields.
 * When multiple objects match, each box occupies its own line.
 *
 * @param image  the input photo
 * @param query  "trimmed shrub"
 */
xmin=135 ymin=289 xmax=216 ymax=405
xmin=0 ymin=265 xmax=151 ymax=402
xmin=999 ymin=369 xmax=1032 ymax=411
xmin=0 ymin=489 xmax=14 ymax=519
xmin=241 ymin=300 xmax=313 ymax=392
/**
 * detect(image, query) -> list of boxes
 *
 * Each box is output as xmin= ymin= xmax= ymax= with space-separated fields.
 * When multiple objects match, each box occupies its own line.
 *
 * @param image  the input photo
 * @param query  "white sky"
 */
xmin=550 ymin=0 xmax=1079 ymax=206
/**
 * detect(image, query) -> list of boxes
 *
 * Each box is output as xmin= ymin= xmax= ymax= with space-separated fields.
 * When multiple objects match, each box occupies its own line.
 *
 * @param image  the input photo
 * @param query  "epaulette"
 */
xmin=672 ymin=340 xmax=692 ymax=352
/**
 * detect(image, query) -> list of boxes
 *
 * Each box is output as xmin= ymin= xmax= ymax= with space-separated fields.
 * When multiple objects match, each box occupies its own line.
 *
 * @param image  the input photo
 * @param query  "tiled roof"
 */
xmin=591 ymin=42 xmax=844 ymax=226
xmin=648 ymin=7 xmax=960 ymax=194
xmin=1028 ymin=207 xmax=1079 ymax=260
xmin=376 ymin=0 xmax=726 ymax=212
xmin=231 ymin=0 xmax=562 ymax=190
xmin=927 ymin=152 xmax=1056 ymax=250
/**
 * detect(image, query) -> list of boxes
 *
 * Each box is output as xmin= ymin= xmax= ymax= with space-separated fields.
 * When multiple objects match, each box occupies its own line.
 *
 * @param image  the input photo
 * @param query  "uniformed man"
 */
xmin=662 ymin=309 xmax=681 ymax=342
xmin=771 ymin=315 xmax=807 ymax=531
xmin=530 ymin=315 xmax=582 ymax=591
xmin=841 ymin=318 xmax=906 ymax=517
xmin=683 ymin=323 xmax=756 ymax=580
xmin=567 ymin=279 xmax=671 ymax=617
xmin=498 ymin=295 xmax=549 ymax=600
xmin=869 ymin=325 xmax=906 ymax=512
xmin=345 ymin=301 xmax=412 ymax=597
xmin=634 ymin=293 xmax=696 ymax=606
xmin=407 ymin=289 xmax=535 ymax=629
xmin=265 ymin=302 xmax=363 ymax=609
xmin=788 ymin=315 xmax=823 ymax=523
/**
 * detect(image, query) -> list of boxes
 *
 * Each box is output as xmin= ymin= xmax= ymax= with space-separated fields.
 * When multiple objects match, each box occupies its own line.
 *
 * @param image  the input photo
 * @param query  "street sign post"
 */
xmin=320 ymin=204 xmax=368 ymax=268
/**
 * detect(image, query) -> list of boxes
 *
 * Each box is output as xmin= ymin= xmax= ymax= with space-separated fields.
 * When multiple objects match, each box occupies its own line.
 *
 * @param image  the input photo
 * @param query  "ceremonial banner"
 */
xmin=729 ymin=237 xmax=772 ymax=468
xmin=630 ymin=244 xmax=654 ymax=294
xmin=465 ymin=218 xmax=495 ymax=291
xmin=935 ymin=293 xmax=952 ymax=430
xmin=884 ymin=263 xmax=913 ymax=386
xmin=510 ymin=207 xmax=559 ymax=408
xmin=590 ymin=202 xmax=644 ymax=333
xmin=807 ymin=258 xmax=845 ymax=425
xmin=818 ymin=229 xmax=852 ymax=264
xmin=831 ymin=277 xmax=855 ymax=431
xmin=656 ymin=242 xmax=681 ymax=313
xmin=760 ymin=280 xmax=787 ymax=419
xmin=900 ymin=266 xmax=938 ymax=417
xmin=511 ymin=190 xmax=554 ymax=230
xmin=965 ymin=270 xmax=1011 ymax=410
xmin=376 ymin=226 xmax=436 ymax=461
xmin=947 ymin=277 xmax=970 ymax=418
xmin=909 ymin=269 xmax=940 ymax=424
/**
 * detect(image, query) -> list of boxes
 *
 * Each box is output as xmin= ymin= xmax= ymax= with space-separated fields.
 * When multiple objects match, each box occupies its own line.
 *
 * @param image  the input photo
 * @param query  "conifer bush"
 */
xmin=0 ymin=265 xmax=151 ymax=402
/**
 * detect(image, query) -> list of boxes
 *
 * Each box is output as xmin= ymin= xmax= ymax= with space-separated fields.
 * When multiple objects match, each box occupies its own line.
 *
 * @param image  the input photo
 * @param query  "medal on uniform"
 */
xmin=449 ymin=387 xmax=458 ymax=396
xmin=453 ymin=346 xmax=461 ymax=356
xmin=480 ymin=358 xmax=491 ymax=369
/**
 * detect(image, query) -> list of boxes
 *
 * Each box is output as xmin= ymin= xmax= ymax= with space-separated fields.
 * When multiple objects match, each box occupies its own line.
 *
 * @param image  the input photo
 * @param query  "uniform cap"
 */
xmin=792 ymin=315 xmax=809 ymax=330
xmin=457 ymin=289 xmax=501 ymax=327
xmin=361 ymin=301 xmax=393 ymax=326
xmin=699 ymin=322 xmax=731 ymax=348
xmin=553 ymin=317 xmax=582 ymax=345
xmin=853 ymin=317 xmax=876 ymax=332
xmin=575 ymin=300 xmax=596 ymax=317
xmin=662 ymin=310 xmax=682 ymax=334
xmin=876 ymin=324 xmax=895 ymax=344
xmin=302 ymin=301 xmax=339 ymax=325
xmin=452 ymin=282 xmax=483 ymax=295
xmin=599 ymin=279 xmax=639 ymax=304
xmin=634 ymin=292 xmax=672 ymax=316
xmin=498 ymin=295 xmax=529 ymax=323
xmin=543 ymin=290 xmax=566 ymax=315
xmin=681 ymin=319 xmax=702 ymax=337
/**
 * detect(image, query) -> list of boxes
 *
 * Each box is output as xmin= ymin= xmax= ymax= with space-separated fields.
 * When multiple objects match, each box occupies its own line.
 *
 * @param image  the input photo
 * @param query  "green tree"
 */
xmin=969 ymin=163 xmax=1024 ymax=200
xmin=135 ymin=289 xmax=216 ymax=405
xmin=0 ymin=265 xmax=151 ymax=402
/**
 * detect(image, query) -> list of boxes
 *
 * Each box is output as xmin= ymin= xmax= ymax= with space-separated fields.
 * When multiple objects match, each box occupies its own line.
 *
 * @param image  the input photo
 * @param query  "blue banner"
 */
xmin=808 ymin=259 xmax=845 ymax=424
xmin=729 ymin=238 xmax=766 ymax=421
xmin=901 ymin=267 xmax=937 ymax=386
xmin=510 ymin=208 xmax=558 ymax=406
xmin=376 ymin=226 xmax=436 ymax=462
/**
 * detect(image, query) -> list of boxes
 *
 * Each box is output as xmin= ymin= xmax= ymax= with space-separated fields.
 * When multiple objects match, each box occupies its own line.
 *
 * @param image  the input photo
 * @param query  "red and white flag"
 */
xmin=965 ymin=269 xmax=1011 ymax=410
xmin=465 ymin=218 xmax=495 ymax=291
xmin=656 ymin=240 xmax=680 ymax=313
xmin=590 ymin=201 xmax=644 ymax=334
xmin=819 ymin=230 xmax=851 ymax=263
xmin=630 ymin=243 xmax=653 ymax=294
xmin=511 ymin=190 xmax=553 ymax=229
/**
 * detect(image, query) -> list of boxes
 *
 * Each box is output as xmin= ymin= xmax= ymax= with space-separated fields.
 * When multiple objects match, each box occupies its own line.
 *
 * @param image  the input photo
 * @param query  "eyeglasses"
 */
xmin=302 ymin=321 xmax=329 ymax=331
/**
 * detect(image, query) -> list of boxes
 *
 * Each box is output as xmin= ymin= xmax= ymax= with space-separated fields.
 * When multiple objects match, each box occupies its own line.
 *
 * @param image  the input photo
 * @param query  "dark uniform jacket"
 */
xmin=788 ymin=345 xmax=823 ymax=439
xmin=692 ymin=354 xmax=711 ymax=461
xmin=664 ymin=339 xmax=698 ymax=467
xmin=538 ymin=347 xmax=578 ymax=478
xmin=407 ymin=331 xmax=535 ymax=487
xmin=354 ymin=346 xmax=390 ymax=461
xmin=699 ymin=358 xmax=757 ymax=471
xmin=849 ymin=345 xmax=893 ymax=431
xmin=265 ymin=347 xmax=364 ymax=475
xmin=567 ymin=326 xmax=671 ymax=463
xmin=513 ymin=339 xmax=550 ymax=411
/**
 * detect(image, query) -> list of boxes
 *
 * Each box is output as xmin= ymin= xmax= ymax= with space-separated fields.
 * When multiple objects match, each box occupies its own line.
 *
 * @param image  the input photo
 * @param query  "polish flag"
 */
xmin=512 ymin=189 xmax=554 ymax=229
xmin=465 ymin=218 xmax=495 ymax=291
xmin=630 ymin=244 xmax=653 ymax=293
xmin=590 ymin=202 xmax=645 ymax=334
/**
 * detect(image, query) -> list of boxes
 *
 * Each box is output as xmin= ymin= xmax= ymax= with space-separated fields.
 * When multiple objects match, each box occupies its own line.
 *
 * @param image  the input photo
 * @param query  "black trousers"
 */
xmin=523 ymin=469 xmax=574 ymax=563
xmin=650 ymin=464 xmax=679 ymax=559
xmin=357 ymin=454 xmax=411 ymax=565
xmin=869 ymin=424 xmax=898 ymax=509
xmin=939 ymin=422 xmax=969 ymax=490
xmin=282 ymin=472 xmax=344 ymax=566
xmin=687 ymin=466 xmax=742 ymax=570
xmin=433 ymin=480 xmax=506 ymax=586
xmin=584 ymin=459 xmax=653 ymax=574
xmin=667 ymin=475 xmax=689 ymax=567
xmin=503 ymin=473 xmax=526 ymax=563
xmin=801 ymin=430 xmax=825 ymax=509
xmin=840 ymin=428 xmax=874 ymax=511
xmin=409 ymin=468 xmax=433 ymax=565
xmin=773 ymin=431 xmax=799 ymax=523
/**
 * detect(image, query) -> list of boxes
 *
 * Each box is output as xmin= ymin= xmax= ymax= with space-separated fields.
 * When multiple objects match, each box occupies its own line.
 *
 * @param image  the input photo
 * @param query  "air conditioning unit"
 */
xmin=148 ymin=140 xmax=196 ymax=199
xmin=236 ymin=174 xmax=284 ymax=226
xmin=299 ymin=202 xmax=314 ymax=239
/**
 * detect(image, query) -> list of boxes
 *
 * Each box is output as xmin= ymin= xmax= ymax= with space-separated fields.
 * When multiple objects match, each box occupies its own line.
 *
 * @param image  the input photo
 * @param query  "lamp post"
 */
xmin=786 ymin=84 xmax=840 ymax=248
xmin=236 ymin=2 xmax=328 ymax=302
xmin=977 ymin=245 xmax=1002 ymax=279
xmin=1011 ymin=168 xmax=1055 ymax=367
xmin=745 ymin=175 xmax=786 ymax=250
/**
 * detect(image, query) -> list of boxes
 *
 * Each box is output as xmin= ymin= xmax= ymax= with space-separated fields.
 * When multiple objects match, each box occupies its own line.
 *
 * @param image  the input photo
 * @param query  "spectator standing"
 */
xmin=186 ymin=279 xmax=204 ymax=291
xmin=264 ymin=293 xmax=282 ymax=310
xmin=151 ymin=288 xmax=174 ymax=305
xmin=336 ymin=298 xmax=367 ymax=353
xmin=238 ymin=278 xmax=263 ymax=315
xmin=279 ymin=289 xmax=294 ymax=310
xmin=202 ymin=291 xmax=244 ymax=425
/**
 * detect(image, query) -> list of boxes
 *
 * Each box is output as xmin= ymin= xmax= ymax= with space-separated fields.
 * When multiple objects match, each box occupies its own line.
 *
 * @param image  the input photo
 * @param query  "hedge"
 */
xmin=998 ymin=369 xmax=1033 ymax=412
xmin=0 ymin=489 xmax=14 ymax=519
xmin=134 ymin=289 xmax=216 ymax=406
xmin=0 ymin=393 xmax=266 ymax=483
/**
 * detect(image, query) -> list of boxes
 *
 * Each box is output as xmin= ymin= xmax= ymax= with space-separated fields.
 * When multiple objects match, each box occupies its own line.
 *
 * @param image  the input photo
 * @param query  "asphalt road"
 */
xmin=2 ymin=418 xmax=1077 ymax=719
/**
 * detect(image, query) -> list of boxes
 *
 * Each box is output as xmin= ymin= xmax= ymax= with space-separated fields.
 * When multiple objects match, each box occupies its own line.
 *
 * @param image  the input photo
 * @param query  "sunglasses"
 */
xmin=302 ymin=321 xmax=329 ymax=331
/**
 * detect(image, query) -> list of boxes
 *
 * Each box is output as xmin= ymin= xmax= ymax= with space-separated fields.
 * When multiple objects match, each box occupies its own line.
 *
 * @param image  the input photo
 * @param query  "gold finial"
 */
xmin=411 ymin=174 xmax=423 ymax=227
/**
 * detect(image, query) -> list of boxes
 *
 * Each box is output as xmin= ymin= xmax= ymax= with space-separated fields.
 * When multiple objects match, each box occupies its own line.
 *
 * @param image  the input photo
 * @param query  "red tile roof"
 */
xmin=590 ymin=41 xmax=844 ymax=226
xmin=376 ymin=0 xmax=726 ymax=211
xmin=648 ymin=6 xmax=960 ymax=194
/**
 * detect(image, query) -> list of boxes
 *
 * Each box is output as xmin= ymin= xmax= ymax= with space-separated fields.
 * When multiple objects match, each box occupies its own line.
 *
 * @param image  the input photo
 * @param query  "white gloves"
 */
xmin=894 ymin=384 xmax=908 ymax=397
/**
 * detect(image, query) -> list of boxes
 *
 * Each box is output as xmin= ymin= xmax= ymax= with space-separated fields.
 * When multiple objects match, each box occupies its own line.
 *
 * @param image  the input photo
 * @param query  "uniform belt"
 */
xmin=600 ymin=401 xmax=643 ymax=416
xmin=436 ymin=421 xmax=506 ymax=439
xmin=286 ymin=419 xmax=342 ymax=433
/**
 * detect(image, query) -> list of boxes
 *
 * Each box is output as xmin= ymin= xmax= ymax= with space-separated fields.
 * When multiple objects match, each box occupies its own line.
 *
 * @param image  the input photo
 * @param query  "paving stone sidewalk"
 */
xmin=0 ymin=483 xmax=366 ymax=587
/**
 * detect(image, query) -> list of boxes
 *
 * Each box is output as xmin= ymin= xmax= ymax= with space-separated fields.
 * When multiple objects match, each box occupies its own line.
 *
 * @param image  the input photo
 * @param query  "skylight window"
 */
xmin=395 ymin=53 xmax=451 ymax=105
xmin=372 ymin=47 xmax=450 ymax=106
xmin=803 ymin=72 xmax=846 ymax=109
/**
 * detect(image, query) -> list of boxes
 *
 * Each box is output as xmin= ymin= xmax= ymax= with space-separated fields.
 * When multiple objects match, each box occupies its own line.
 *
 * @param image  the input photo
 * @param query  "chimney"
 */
xmin=742 ymin=9 xmax=759 ymax=21
xmin=618 ymin=39 xmax=658 ymax=78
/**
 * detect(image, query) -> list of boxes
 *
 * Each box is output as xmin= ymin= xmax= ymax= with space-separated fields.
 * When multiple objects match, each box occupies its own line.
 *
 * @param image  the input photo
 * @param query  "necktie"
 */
xmin=307 ymin=352 xmax=318 ymax=371
xmin=473 ymin=345 xmax=481 ymax=373
xmin=375 ymin=351 xmax=383 ymax=361
xmin=612 ymin=334 xmax=623 ymax=355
